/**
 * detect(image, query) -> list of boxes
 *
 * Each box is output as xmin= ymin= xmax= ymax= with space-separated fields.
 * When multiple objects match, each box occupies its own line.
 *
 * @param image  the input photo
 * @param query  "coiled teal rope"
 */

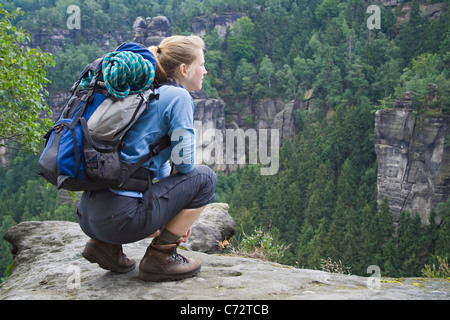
xmin=80 ymin=51 xmax=155 ymax=99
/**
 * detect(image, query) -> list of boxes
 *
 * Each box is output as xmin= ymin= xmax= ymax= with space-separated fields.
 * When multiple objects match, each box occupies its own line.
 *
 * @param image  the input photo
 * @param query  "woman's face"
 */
xmin=179 ymin=49 xmax=207 ymax=92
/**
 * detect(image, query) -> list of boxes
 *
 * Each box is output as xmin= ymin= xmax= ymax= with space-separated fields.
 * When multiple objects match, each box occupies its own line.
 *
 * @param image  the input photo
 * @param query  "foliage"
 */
xmin=226 ymin=16 xmax=256 ymax=64
xmin=395 ymin=52 xmax=450 ymax=114
xmin=230 ymin=228 xmax=291 ymax=263
xmin=47 ymin=42 xmax=109 ymax=92
xmin=320 ymin=257 xmax=352 ymax=275
xmin=0 ymin=5 xmax=54 ymax=153
xmin=421 ymin=256 xmax=450 ymax=278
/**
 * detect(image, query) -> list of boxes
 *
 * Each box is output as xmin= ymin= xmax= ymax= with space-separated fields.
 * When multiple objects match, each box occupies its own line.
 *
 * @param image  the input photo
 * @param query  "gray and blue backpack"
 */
xmin=38 ymin=43 xmax=170 ymax=192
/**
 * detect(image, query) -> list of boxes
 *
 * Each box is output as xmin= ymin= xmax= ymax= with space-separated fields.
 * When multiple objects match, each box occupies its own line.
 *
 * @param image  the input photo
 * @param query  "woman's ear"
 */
xmin=178 ymin=63 xmax=189 ymax=79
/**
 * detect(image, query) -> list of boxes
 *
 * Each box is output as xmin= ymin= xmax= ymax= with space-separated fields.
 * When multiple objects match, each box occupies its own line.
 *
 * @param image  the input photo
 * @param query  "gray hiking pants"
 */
xmin=77 ymin=165 xmax=216 ymax=244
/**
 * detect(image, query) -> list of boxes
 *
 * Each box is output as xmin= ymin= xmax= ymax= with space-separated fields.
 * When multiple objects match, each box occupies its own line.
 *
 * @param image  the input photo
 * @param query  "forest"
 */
xmin=0 ymin=0 xmax=449 ymax=279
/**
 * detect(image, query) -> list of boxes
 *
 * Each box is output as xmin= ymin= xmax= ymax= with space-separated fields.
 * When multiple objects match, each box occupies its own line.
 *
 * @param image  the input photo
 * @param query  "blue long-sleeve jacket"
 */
xmin=111 ymin=84 xmax=195 ymax=197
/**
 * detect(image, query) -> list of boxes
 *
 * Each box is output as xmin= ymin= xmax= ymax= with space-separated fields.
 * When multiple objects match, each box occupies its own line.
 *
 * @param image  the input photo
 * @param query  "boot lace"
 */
xmin=170 ymin=248 xmax=189 ymax=264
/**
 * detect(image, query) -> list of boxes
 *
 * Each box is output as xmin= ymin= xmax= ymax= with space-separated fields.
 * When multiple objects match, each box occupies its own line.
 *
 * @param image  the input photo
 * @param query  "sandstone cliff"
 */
xmin=191 ymin=12 xmax=245 ymax=37
xmin=228 ymin=96 xmax=300 ymax=144
xmin=132 ymin=16 xmax=172 ymax=47
xmin=374 ymin=93 xmax=450 ymax=224
xmin=1 ymin=218 xmax=448 ymax=300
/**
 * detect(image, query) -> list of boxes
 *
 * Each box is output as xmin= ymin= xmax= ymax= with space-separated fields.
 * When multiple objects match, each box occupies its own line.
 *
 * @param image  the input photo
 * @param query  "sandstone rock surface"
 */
xmin=132 ymin=16 xmax=172 ymax=47
xmin=374 ymin=106 xmax=450 ymax=224
xmin=1 ymin=219 xmax=448 ymax=300
xmin=184 ymin=203 xmax=236 ymax=253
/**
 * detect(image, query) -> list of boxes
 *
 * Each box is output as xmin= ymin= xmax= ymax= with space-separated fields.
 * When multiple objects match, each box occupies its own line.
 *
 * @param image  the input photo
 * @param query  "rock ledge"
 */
xmin=1 ymin=220 xmax=448 ymax=300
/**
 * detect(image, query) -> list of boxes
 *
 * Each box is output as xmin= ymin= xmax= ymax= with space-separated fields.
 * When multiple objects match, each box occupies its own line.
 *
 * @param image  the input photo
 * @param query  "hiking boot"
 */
xmin=138 ymin=239 xmax=201 ymax=282
xmin=82 ymin=238 xmax=136 ymax=273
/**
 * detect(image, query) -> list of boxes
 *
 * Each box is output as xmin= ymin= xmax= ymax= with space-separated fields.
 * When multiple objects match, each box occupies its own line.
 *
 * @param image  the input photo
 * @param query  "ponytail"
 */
xmin=148 ymin=45 xmax=168 ymax=84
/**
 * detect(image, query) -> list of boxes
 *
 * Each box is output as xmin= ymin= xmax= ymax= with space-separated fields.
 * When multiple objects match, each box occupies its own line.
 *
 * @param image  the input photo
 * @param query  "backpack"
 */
xmin=38 ymin=42 xmax=170 ymax=192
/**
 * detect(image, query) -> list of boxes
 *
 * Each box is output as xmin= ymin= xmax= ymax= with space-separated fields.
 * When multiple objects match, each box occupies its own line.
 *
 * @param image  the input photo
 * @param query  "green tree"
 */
xmin=343 ymin=57 xmax=369 ymax=104
xmin=315 ymin=0 xmax=340 ymax=26
xmin=373 ymin=58 xmax=401 ymax=100
xmin=430 ymin=200 xmax=450 ymax=258
xmin=0 ymin=215 xmax=16 ymax=279
xmin=303 ymin=163 xmax=335 ymax=229
xmin=301 ymin=219 xmax=330 ymax=268
xmin=381 ymin=6 xmax=397 ymax=40
xmin=275 ymin=64 xmax=298 ymax=99
xmin=293 ymin=56 xmax=315 ymax=95
xmin=0 ymin=6 xmax=54 ymax=153
xmin=226 ymin=16 xmax=256 ymax=64
xmin=233 ymin=58 xmax=256 ymax=97
xmin=396 ymin=211 xmax=431 ymax=276
xmin=368 ymin=198 xmax=395 ymax=271
xmin=398 ymin=0 xmax=424 ymax=65
xmin=259 ymin=55 xmax=275 ymax=91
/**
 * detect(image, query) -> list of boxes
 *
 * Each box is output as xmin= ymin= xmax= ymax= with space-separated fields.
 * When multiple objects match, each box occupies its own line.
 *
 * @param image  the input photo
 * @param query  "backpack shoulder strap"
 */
xmin=70 ymin=58 xmax=104 ymax=94
xmin=121 ymin=133 xmax=171 ymax=183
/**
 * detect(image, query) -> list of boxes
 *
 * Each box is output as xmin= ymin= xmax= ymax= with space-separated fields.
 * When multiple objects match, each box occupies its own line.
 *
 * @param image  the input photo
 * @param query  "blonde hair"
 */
xmin=149 ymin=35 xmax=206 ymax=84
